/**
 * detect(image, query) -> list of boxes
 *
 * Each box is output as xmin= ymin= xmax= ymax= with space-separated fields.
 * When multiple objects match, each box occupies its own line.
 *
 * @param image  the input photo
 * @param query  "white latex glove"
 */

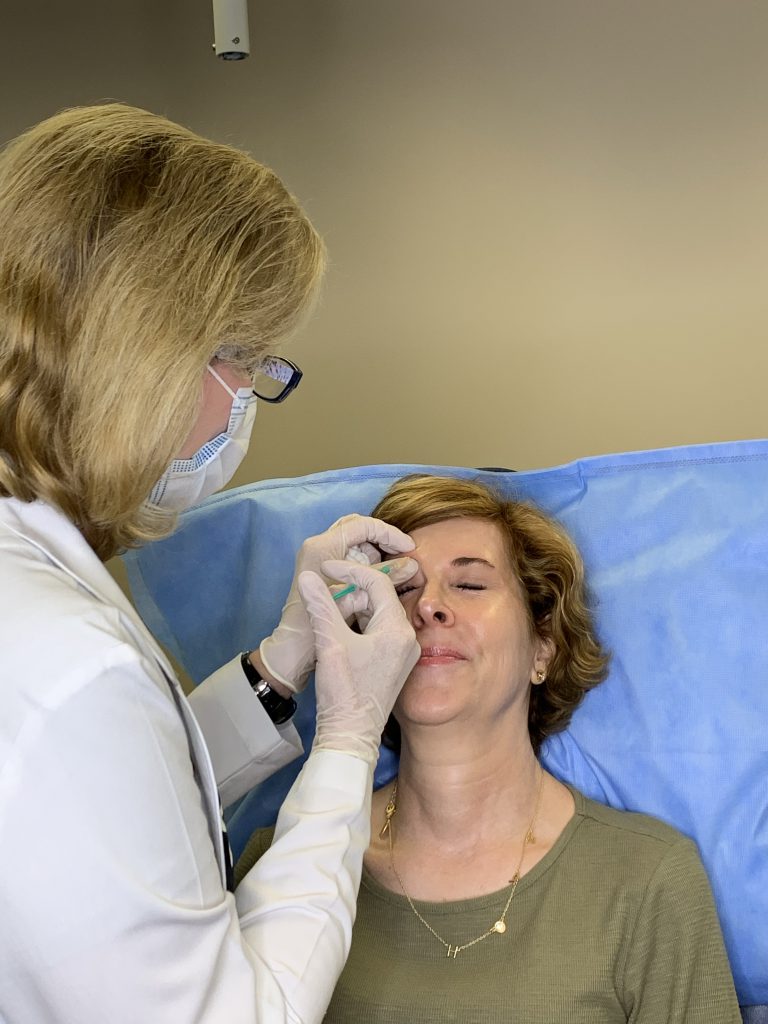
xmin=298 ymin=560 xmax=420 ymax=767
xmin=259 ymin=514 xmax=417 ymax=692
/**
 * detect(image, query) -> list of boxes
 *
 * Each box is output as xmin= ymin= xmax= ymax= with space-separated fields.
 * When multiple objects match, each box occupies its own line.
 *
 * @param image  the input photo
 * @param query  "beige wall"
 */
xmin=3 ymin=0 xmax=767 ymax=491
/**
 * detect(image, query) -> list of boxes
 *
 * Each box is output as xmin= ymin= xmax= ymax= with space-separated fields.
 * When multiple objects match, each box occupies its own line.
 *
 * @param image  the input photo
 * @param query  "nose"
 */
xmin=412 ymin=583 xmax=455 ymax=628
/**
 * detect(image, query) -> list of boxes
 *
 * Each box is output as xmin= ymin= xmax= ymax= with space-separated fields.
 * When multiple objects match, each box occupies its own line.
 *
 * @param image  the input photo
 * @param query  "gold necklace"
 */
xmin=380 ymin=766 xmax=544 ymax=959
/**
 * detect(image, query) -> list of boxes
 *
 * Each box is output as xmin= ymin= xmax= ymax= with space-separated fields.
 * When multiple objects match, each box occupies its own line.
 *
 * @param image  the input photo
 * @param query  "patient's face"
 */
xmin=393 ymin=517 xmax=548 ymax=735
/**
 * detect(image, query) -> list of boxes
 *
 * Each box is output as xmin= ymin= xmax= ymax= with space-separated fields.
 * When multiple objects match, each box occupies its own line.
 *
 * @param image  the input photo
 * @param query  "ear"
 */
xmin=531 ymin=636 xmax=555 ymax=685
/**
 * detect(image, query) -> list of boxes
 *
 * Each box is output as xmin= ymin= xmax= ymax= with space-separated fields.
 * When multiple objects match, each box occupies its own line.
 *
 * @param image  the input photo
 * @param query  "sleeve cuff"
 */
xmin=188 ymin=656 xmax=303 ymax=808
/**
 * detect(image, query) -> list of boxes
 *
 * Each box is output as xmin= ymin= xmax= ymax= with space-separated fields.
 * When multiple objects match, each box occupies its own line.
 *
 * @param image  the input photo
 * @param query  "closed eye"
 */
xmin=395 ymin=581 xmax=487 ymax=597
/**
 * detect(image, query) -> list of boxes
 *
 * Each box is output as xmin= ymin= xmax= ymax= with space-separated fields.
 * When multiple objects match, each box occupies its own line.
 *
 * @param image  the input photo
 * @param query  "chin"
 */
xmin=395 ymin=678 xmax=464 ymax=727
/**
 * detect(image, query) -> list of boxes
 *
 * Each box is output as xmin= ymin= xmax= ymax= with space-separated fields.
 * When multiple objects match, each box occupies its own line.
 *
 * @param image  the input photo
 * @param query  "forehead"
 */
xmin=409 ymin=517 xmax=512 ymax=572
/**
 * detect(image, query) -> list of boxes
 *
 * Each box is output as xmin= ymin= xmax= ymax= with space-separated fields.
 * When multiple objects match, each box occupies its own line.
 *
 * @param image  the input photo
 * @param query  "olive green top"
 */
xmin=236 ymin=786 xmax=741 ymax=1023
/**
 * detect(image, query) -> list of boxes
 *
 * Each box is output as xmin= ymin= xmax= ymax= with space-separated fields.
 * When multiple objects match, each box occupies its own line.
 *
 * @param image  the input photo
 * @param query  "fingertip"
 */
xmin=320 ymin=558 xmax=354 ymax=581
xmin=350 ymin=516 xmax=415 ymax=553
xmin=395 ymin=555 xmax=418 ymax=571
xmin=381 ymin=555 xmax=418 ymax=579
xmin=378 ymin=530 xmax=416 ymax=554
xmin=297 ymin=569 xmax=321 ymax=598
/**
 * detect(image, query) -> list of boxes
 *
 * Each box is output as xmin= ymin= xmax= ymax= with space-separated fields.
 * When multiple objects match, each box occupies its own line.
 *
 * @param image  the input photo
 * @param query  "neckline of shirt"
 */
xmin=361 ymin=784 xmax=587 ymax=914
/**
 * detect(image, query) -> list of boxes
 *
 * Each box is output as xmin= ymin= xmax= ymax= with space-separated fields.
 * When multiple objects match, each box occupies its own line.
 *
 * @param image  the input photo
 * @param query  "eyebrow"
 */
xmin=451 ymin=557 xmax=496 ymax=569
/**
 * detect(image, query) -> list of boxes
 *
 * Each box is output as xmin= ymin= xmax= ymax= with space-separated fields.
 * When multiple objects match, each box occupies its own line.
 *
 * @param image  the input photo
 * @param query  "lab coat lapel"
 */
xmin=0 ymin=498 xmax=229 ymax=886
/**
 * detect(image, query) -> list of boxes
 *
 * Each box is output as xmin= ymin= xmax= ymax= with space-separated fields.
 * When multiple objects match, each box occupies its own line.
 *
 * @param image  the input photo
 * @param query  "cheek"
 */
xmin=476 ymin=607 xmax=537 ymax=672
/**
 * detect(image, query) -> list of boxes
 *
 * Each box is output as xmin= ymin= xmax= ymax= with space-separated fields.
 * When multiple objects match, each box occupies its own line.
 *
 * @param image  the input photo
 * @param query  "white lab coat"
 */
xmin=0 ymin=497 xmax=372 ymax=1024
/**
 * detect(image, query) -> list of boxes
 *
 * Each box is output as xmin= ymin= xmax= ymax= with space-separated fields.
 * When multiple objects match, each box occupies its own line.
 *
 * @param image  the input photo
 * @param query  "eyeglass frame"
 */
xmin=249 ymin=356 xmax=303 ymax=404
xmin=213 ymin=346 xmax=303 ymax=404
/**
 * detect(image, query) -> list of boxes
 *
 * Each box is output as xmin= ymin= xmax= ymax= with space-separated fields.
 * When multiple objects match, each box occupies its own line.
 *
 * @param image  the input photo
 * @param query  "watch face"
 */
xmin=261 ymin=687 xmax=297 ymax=725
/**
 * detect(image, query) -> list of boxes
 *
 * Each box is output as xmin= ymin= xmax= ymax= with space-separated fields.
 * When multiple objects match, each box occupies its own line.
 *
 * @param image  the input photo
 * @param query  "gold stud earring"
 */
xmin=536 ymin=670 xmax=546 ymax=683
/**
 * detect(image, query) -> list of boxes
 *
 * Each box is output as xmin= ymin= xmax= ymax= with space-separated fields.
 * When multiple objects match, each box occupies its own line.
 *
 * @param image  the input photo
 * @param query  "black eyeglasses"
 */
xmin=250 ymin=356 xmax=303 ymax=404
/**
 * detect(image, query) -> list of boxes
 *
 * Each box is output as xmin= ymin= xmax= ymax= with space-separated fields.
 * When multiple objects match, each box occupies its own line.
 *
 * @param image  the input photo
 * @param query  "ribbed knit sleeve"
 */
xmin=620 ymin=838 xmax=741 ymax=1023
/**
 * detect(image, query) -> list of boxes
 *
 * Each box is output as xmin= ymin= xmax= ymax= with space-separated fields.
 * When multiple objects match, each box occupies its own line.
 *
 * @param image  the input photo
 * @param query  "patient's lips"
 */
xmin=417 ymin=645 xmax=467 ymax=666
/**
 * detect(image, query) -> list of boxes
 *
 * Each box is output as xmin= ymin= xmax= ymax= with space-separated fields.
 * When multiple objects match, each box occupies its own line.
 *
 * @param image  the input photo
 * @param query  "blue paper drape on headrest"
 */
xmin=123 ymin=439 xmax=768 ymax=1005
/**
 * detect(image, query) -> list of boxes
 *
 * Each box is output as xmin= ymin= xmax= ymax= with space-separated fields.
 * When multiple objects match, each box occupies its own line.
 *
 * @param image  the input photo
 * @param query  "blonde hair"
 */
xmin=0 ymin=103 xmax=324 ymax=559
xmin=372 ymin=475 xmax=610 ymax=753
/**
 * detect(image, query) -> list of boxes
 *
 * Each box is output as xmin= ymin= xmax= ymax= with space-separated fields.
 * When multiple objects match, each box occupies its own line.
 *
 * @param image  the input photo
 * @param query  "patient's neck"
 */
xmin=393 ymin=716 xmax=541 ymax=852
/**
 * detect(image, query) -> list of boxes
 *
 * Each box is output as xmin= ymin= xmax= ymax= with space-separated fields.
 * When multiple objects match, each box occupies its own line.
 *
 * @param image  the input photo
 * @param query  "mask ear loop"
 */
xmin=207 ymin=363 xmax=239 ymax=400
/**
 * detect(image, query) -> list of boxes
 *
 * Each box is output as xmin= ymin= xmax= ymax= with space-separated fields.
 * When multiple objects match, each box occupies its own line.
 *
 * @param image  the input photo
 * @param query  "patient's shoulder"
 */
xmin=564 ymin=788 xmax=713 ymax=913
xmin=572 ymin=787 xmax=699 ymax=863
xmin=234 ymin=825 xmax=276 ymax=887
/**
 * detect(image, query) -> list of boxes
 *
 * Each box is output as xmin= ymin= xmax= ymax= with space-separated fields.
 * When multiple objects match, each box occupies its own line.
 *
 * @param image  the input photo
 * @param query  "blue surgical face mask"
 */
xmin=148 ymin=365 xmax=257 ymax=511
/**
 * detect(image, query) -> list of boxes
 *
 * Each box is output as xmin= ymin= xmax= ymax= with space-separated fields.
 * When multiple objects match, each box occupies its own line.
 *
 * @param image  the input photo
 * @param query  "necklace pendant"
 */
xmin=493 ymin=920 xmax=506 ymax=934
xmin=379 ymin=800 xmax=396 ymax=839
xmin=446 ymin=945 xmax=460 ymax=959
xmin=379 ymin=788 xmax=397 ymax=839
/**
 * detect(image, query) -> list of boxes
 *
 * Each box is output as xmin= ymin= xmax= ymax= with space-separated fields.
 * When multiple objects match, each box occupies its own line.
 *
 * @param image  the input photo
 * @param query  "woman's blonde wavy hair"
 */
xmin=0 ymin=103 xmax=324 ymax=559
xmin=372 ymin=475 xmax=610 ymax=753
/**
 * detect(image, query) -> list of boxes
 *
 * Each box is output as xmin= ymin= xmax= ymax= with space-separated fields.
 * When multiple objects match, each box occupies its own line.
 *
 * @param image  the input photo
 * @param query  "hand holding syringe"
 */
xmin=326 ymin=546 xmax=415 ymax=633
xmin=259 ymin=519 xmax=417 ymax=694
xmin=332 ymin=563 xmax=392 ymax=602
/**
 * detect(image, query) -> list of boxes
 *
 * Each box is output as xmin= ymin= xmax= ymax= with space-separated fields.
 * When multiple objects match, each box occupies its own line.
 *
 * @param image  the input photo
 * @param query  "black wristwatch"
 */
xmin=240 ymin=651 xmax=297 ymax=725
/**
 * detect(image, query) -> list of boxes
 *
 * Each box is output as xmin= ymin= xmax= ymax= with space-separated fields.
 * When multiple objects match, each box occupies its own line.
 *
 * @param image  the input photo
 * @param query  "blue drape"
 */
xmin=123 ymin=438 xmax=768 ymax=1006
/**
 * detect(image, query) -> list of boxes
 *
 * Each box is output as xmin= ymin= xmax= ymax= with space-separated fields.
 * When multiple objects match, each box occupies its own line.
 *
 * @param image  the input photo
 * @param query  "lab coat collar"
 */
xmin=0 ymin=497 xmax=177 ymax=680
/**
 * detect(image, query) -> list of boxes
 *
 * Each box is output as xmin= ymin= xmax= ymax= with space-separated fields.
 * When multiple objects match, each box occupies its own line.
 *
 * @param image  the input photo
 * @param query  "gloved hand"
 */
xmin=298 ymin=560 xmax=420 ymax=767
xmin=259 ymin=514 xmax=417 ymax=693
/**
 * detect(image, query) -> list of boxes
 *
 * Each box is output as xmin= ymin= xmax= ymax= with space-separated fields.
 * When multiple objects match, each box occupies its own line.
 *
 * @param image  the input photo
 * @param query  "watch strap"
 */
xmin=240 ymin=651 xmax=297 ymax=725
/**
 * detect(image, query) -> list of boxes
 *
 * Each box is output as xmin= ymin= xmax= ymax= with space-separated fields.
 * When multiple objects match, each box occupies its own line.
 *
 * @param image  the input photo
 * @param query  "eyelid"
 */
xmin=395 ymin=579 xmax=487 ymax=596
xmin=395 ymin=574 xmax=424 ymax=597
xmin=395 ymin=582 xmax=419 ymax=597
